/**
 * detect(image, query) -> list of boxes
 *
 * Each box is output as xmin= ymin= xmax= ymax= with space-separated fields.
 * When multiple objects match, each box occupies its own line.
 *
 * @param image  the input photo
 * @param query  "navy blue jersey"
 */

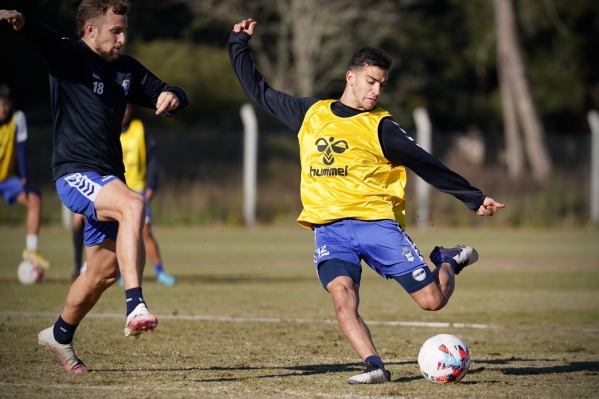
xmin=228 ymin=31 xmax=485 ymax=211
xmin=18 ymin=17 xmax=188 ymax=181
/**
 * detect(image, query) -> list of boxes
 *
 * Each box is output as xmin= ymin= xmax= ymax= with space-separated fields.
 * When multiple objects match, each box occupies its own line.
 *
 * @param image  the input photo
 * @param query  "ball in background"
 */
xmin=17 ymin=259 xmax=44 ymax=285
xmin=418 ymin=333 xmax=471 ymax=383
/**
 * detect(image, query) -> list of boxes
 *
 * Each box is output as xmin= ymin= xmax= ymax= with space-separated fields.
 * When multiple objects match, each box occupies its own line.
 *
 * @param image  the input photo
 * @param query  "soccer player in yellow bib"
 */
xmin=120 ymin=104 xmax=176 ymax=286
xmin=0 ymin=83 xmax=49 ymax=270
xmin=230 ymin=19 xmax=505 ymax=384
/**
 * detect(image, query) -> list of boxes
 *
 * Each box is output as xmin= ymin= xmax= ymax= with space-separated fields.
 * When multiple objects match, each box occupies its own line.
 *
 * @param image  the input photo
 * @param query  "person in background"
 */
xmin=71 ymin=105 xmax=177 ymax=287
xmin=0 ymin=0 xmax=187 ymax=374
xmin=120 ymin=104 xmax=176 ymax=286
xmin=0 ymin=82 xmax=49 ymax=270
xmin=229 ymin=18 xmax=504 ymax=384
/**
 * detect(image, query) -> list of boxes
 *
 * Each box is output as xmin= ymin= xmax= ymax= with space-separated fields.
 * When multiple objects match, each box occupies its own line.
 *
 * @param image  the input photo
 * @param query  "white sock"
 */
xmin=26 ymin=234 xmax=38 ymax=251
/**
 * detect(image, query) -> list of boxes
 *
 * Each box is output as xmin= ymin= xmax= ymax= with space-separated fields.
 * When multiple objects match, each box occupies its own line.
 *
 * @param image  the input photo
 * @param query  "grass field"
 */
xmin=0 ymin=224 xmax=598 ymax=399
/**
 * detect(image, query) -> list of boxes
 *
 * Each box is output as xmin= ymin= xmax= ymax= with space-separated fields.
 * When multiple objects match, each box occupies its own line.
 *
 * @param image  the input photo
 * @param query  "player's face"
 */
xmin=93 ymin=9 xmax=127 ymax=63
xmin=346 ymin=66 xmax=388 ymax=111
xmin=0 ymin=98 xmax=11 ymax=121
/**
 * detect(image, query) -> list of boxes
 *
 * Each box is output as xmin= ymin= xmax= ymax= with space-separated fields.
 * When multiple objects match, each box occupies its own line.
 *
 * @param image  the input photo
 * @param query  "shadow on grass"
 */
xmin=89 ymin=360 xmax=417 ymax=382
xmin=474 ymin=357 xmax=599 ymax=376
xmin=502 ymin=361 xmax=599 ymax=375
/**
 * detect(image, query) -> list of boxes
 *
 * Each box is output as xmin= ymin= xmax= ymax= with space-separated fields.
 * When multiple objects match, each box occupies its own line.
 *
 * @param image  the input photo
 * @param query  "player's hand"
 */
xmin=155 ymin=91 xmax=179 ymax=115
xmin=0 ymin=9 xmax=25 ymax=31
xmin=476 ymin=197 xmax=505 ymax=216
xmin=145 ymin=188 xmax=154 ymax=202
xmin=233 ymin=18 xmax=256 ymax=36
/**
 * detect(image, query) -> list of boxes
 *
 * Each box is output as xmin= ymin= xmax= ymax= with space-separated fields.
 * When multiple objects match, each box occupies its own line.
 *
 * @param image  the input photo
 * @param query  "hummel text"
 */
xmin=310 ymin=165 xmax=348 ymax=177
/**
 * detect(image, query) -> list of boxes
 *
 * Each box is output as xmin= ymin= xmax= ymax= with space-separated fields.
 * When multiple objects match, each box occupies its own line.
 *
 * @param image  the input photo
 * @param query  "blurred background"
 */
xmin=0 ymin=0 xmax=597 ymax=228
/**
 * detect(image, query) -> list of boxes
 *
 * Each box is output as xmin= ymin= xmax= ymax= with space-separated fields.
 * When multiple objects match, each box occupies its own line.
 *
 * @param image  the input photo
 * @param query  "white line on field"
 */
xmin=0 ymin=311 xmax=496 ymax=329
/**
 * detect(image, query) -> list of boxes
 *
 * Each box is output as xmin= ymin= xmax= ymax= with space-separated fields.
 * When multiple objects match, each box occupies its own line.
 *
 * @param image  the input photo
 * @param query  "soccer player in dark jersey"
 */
xmin=0 ymin=83 xmax=49 ymax=270
xmin=0 ymin=1 xmax=188 ymax=373
xmin=229 ymin=18 xmax=505 ymax=384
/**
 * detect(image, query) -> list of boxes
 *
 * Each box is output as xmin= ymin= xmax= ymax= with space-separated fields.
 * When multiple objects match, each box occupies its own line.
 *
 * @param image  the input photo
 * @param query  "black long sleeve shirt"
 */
xmin=228 ymin=31 xmax=485 ymax=211
xmin=18 ymin=17 xmax=188 ymax=182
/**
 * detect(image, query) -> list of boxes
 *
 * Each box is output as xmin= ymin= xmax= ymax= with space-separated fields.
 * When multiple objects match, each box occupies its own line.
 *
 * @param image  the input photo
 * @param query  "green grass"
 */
xmin=0 ymin=224 xmax=598 ymax=398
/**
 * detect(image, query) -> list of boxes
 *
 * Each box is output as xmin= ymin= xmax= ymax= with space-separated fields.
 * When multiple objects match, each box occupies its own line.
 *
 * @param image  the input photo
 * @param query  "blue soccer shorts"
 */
xmin=0 ymin=176 xmax=41 ymax=204
xmin=56 ymin=172 xmax=120 ymax=246
xmin=0 ymin=176 xmax=25 ymax=204
xmin=313 ymin=219 xmax=434 ymax=294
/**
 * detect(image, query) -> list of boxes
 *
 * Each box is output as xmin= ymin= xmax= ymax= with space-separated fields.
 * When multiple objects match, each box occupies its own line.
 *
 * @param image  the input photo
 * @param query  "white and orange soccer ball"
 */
xmin=17 ymin=259 xmax=44 ymax=285
xmin=418 ymin=334 xmax=471 ymax=383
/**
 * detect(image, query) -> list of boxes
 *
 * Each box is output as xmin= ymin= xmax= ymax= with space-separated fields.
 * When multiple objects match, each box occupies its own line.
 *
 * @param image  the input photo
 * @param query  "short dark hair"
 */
xmin=346 ymin=47 xmax=392 ymax=72
xmin=0 ymin=83 xmax=11 ymax=101
xmin=76 ymin=0 xmax=131 ymax=38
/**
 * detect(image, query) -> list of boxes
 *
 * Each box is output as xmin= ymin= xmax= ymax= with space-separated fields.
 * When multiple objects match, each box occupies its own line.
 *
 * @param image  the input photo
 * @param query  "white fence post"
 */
xmin=413 ymin=107 xmax=432 ymax=227
xmin=588 ymin=110 xmax=599 ymax=226
xmin=62 ymin=204 xmax=72 ymax=230
xmin=241 ymin=104 xmax=258 ymax=226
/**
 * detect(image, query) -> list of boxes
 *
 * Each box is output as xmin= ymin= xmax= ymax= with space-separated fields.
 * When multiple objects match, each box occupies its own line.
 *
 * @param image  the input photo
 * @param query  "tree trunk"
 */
xmin=497 ymin=40 xmax=525 ymax=179
xmin=493 ymin=0 xmax=552 ymax=183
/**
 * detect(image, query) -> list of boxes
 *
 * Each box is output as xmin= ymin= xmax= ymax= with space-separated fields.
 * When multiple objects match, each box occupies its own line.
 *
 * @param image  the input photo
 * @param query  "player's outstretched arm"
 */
xmin=232 ymin=18 xmax=256 ymax=36
xmin=476 ymin=197 xmax=505 ymax=216
xmin=0 ymin=9 xmax=25 ymax=31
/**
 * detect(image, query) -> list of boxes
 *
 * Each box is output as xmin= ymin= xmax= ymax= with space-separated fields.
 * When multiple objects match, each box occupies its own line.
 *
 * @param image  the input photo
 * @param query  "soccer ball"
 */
xmin=418 ymin=334 xmax=470 ymax=383
xmin=17 ymin=259 xmax=44 ymax=285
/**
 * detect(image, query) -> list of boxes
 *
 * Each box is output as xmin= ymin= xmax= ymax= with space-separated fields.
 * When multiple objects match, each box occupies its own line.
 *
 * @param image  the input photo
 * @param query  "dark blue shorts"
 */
xmin=0 ymin=176 xmax=25 ymax=204
xmin=56 ymin=172 xmax=120 ymax=246
xmin=313 ymin=219 xmax=434 ymax=294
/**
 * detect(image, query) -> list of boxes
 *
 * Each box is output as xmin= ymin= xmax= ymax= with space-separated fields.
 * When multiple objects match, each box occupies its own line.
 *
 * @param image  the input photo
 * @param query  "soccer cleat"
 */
xmin=348 ymin=365 xmax=391 ymax=384
xmin=429 ymin=245 xmax=479 ymax=275
xmin=22 ymin=249 xmax=50 ymax=270
xmin=156 ymin=272 xmax=176 ymax=286
xmin=38 ymin=327 xmax=88 ymax=373
xmin=124 ymin=303 xmax=158 ymax=339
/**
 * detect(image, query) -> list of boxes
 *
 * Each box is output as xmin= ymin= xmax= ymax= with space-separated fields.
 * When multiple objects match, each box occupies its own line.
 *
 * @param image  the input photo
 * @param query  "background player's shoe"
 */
xmin=124 ymin=303 xmax=158 ymax=339
xmin=429 ymin=245 xmax=479 ymax=274
xmin=157 ymin=272 xmax=176 ymax=286
xmin=38 ymin=327 xmax=88 ymax=373
xmin=348 ymin=365 xmax=391 ymax=384
xmin=23 ymin=249 xmax=50 ymax=270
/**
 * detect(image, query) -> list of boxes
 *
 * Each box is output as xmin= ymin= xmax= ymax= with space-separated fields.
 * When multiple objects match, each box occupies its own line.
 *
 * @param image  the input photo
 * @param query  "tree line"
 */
xmin=1 ymin=0 xmax=597 ymax=183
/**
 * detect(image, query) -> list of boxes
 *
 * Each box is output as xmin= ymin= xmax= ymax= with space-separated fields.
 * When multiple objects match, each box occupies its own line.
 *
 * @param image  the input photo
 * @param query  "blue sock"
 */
xmin=125 ymin=287 xmax=146 ymax=316
xmin=153 ymin=263 xmax=164 ymax=275
xmin=365 ymin=355 xmax=385 ymax=370
xmin=53 ymin=316 xmax=78 ymax=344
xmin=443 ymin=257 xmax=459 ymax=273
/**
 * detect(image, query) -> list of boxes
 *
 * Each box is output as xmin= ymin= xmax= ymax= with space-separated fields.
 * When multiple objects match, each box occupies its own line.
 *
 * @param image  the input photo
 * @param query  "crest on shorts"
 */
xmin=402 ymin=247 xmax=415 ymax=262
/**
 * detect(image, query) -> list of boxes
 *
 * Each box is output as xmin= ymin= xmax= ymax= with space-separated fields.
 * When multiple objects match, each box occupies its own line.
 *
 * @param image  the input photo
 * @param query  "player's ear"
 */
xmin=85 ymin=22 xmax=97 ymax=39
xmin=346 ymin=70 xmax=354 ymax=86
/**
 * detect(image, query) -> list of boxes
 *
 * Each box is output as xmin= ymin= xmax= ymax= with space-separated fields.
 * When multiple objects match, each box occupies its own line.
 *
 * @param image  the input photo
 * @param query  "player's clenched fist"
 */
xmin=0 ymin=10 xmax=25 ymax=31
xmin=232 ymin=18 xmax=257 ymax=35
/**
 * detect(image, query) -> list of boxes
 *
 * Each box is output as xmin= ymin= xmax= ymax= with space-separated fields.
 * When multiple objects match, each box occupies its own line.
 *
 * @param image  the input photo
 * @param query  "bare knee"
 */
xmin=87 ymin=269 xmax=119 ymax=289
xmin=419 ymin=299 xmax=447 ymax=312
xmin=411 ymin=286 xmax=449 ymax=311
xmin=17 ymin=190 xmax=41 ymax=209
xmin=327 ymin=278 xmax=359 ymax=315
xmin=124 ymin=193 xmax=145 ymax=220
